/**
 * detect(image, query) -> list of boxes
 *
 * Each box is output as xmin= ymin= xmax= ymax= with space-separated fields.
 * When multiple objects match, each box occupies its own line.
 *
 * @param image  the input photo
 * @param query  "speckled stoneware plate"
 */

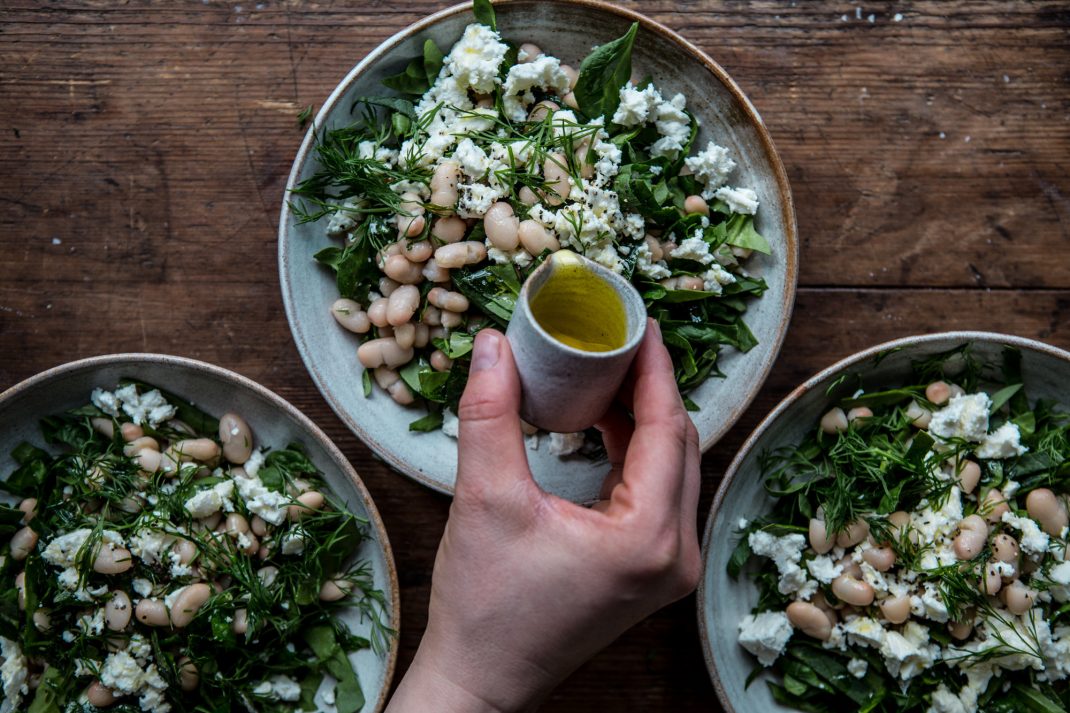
xmin=278 ymin=0 xmax=798 ymax=501
xmin=0 ymin=354 xmax=400 ymax=713
xmin=698 ymin=332 xmax=1070 ymax=712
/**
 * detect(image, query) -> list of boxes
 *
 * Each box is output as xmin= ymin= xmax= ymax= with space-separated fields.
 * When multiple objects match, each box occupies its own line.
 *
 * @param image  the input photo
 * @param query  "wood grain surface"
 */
xmin=1 ymin=1 xmax=1068 ymax=710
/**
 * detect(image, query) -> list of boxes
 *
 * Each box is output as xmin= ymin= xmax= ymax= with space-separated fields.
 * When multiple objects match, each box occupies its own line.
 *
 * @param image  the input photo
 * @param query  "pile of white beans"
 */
xmin=7 ymin=406 xmax=354 ymax=708
xmin=782 ymin=379 xmax=1058 ymax=644
xmin=328 ymin=42 xmax=730 ymax=407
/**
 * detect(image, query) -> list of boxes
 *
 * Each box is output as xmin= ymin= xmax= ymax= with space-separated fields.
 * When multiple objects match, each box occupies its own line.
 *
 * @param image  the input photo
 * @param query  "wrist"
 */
xmin=387 ymin=649 xmax=505 ymax=713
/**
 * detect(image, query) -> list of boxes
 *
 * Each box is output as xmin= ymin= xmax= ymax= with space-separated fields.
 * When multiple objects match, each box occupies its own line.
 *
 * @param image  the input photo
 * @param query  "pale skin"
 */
xmin=387 ymin=320 xmax=702 ymax=712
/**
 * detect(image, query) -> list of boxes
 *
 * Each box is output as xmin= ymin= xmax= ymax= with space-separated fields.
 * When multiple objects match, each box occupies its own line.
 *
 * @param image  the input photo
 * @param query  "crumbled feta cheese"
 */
xmin=233 ymin=469 xmax=290 ymax=525
xmin=457 ymin=182 xmax=507 ymax=218
xmin=749 ymin=531 xmax=811 ymax=595
xmin=441 ymin=409 xmax=459 ymax=439
xmin=701 ymin=264 xmax=737 ymax=295
xmin=713 ymin=186 xmax=759 ymax=215
xmin=502 ymin=56 xmax=571 ymax=121
xmin=1046 ymin=562 xmax=1070 ymax=602
xmin=100 ymin=650 xmax=171 ymax=713
xmin=244 ymin=448 xmax=266 ymax=477
xmin=254 ymin=675 xmax=302 ymax=702
xmin=43 ymin=528 xmax=125 ymax=569
xmin=281 ymin=529 xmax=307 ymax=556
xmin=548 ymin=432 xmax=585 ymax=456
xmin=929 ymin=392 xmax=991 ymax=443
xmin=612 ymin=85 xmax=661 ymax=126
xmin=976 ymin=422 xmax=1028 ymax=459
xmin=326 ymin=201 xmax=363 ymax=237
xmin=91 ymin=384 xmax=176 ymax=427
xmin=129 ymin=529 xmax=179 ymax=567
xmin=910 ymin=582 xmax=950 ymax=623
xmin=635 ymin=240 xmax=671 ymax=280
xmin=77 ymin=608 xmax=107 ymax=636
xmin=847 ymin=657 xmax=868 ymax=679
xmin=670 ymin=236 xmax=715 ymax=265
xmin=912 ymin=487 xmax=964 ymax=570
xmin=685 ymin=142 xmax=737 ymax=198
xmin=132 ymin=578 xmax=154 ymax=598
xmin=183 ymin=479 xmax=236 ymax=519
xmin=650 ymin=93 xmax=691 ymax=158
xmin=880 ymin=621 xmax=938 ymax=680
xmin=738 ymin=611 xmax=793 ymax=666
xmin=0 ymin=637 xmax=28 ymax=713
xmin=806 ymin=555 xmax=843 ymax=584
xmin=444 ymin=24 xmax=508 ymax=94
xmin=453 ymin=137 xmax=490 ymax=179
xmin=1002 ymin=511 xmax=1050 ymax=558
xmin=844 ymin=617 xmax=886 ymax=649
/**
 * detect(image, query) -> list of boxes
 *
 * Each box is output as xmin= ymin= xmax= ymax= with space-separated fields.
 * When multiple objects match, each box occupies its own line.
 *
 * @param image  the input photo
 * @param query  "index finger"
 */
xmin=611 ymin=320 xmax=693 ymax=517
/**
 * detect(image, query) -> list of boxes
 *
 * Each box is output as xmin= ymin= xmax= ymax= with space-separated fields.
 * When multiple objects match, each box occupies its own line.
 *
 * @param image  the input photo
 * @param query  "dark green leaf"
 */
xmin=472 ymin=0 xmax=496 ymax=30
xmin=451 ymin=263 xmax=521 ymax=328
xmin=409 ymin=412 xmax=444 ymax=432
xmin=381 ymin=39 xmax=445 ymax=95
xmin=27 ymin=666 xmax=66 ymax=713
xmin=362 ymin=369 xmax=373 ymax=398
xmin=722 ymin=213 xmax=771 ymax=254
xmin=350 ymin=96 xmax=416 ymax=120
xmin=573 ymin=23 xmax=639 ymax=120
xmin=990 ymin=383 xmax=1023 ymax=414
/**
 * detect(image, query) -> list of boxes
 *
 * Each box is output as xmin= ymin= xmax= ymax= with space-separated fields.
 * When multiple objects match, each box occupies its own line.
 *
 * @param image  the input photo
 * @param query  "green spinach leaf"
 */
xmin=573 ymin=23 xmax=639 ymax=120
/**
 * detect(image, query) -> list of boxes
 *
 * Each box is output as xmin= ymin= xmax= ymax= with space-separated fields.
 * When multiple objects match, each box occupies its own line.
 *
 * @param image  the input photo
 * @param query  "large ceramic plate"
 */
xmin=279 ymin=0 xmax=798 ymax=501
xmin=697 ymin=332 xmax=1070 ymax=713
xmin=0 ymin=354 xmax=400 ymax=713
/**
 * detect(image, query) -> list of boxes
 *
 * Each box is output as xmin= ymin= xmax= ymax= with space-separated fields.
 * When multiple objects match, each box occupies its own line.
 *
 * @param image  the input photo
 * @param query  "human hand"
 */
xmin=386 ymin=320 xmax=701 ymax=712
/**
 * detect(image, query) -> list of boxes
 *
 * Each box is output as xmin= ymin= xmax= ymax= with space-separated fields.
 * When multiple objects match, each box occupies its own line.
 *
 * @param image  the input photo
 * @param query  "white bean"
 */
xmin=820 ymin=408 xmax=848 ymax=434
xmin=808 ymin=518 xmax=835 ymax=555
xmin=435 ymin=241 xmax=486 ymax=268
xmin=422 ymin=305 xmax=442 ymax=326
xmin=178 ymin=657 xmax=199 ymax=692
xmin=847 ymin=407 xmax=873 ymax=423
xmin=862 ymin=546 xmax=895 ymax=572
xmin=683 ymin=195 xmax=709 ymax=216
xmin=91 ymin=417 xmax=115 ymax=439
xmin=319 ymin=578 xmax=353 ymax=602
xmin=953 ymin=515 xmax=988 ymax=560
xmin=428 ymin=287 xmax=469 ymax=313
xmin=560 ymin=64 xmax=579 ymax=90
xmin=135 ymin=449 xmax=161 ymax=475
xmin=123 ymin=436 xmax=159 ymax=455
xmin=33 ymin=608 xmax=51 ymax=631
xmin=357 ymin=338 xmax=414 ymax=370
xmin=786 ymin=601 xmax=832 ymax=641
xmin=430 ymin=161 xmax=460 ymax=210
xmin=562 ymin=92 xmax=578 ymax=110
xmin=384 ymin=254 xmax=424 ymax=284
xmin=952 ymin=459 xmax=982 ymax=494
xmin=396 ymin=192 xmax=425 ymax=238
xmin=250 ymin=515 xmax=268 ymax=538
xmin=518 ymin=42 xmax=542 ymax=62
xmin=394 ymin=323 xmax=416 ymax=350
xmin=331 ymin=298 xmax=371 ymax=334
xmin=431 ymin=216 xmax=467 ymax=244
xmin=387 ymin=285 xmax=421 ymax=326
xmin=219 ymin=412 xmax=253 ymax=465
xmin=431 ymin=350 xmax=453 ymax=372
xmin=378 ymin=277 xmax=399 ymax=297
xmin=518 ymin=186 xmax=540 ymax=206
xmin=1001 ymin=580 xmax=1037 ymax=615
xmin=120 ymin=423 xmax=143 ymax=442
xmin=232 ymin=608 xmax=248 ymax=635
xmin=1026 ymin=488 xmax=1069 ymax=536
xmin=226 ymin=513 xmax=250 ymax=537
xmin=983 ymin=562 xmax=1003 ymax=595
xmin=105 ymin=590 xmax=132 ymax=631
xmin=135 ymin=599 xmax=170 ymax=627
xmin=173 ymin=438 xmax=221 ymax=465
xmin=10 ymin=527 xmax=38 ymax=561
xmin=518 ymin=220 xmax=559 ymax=255
xmin=982 ymin=488 xmax=1011 ymax=524
xmin=906 ymin=401 xmax=932 ymax=428
xmin=880 ymin=595 xmax=912 ymax=624
xmin=528 ymin=100 xmax=559 ymax=122
xmin=993 ymin=534 xmax=1020 ymax=565
xmin=86 ymin=681 xmax=118 ymax=708
xmin=421 ymin=258 xmax=451 ymax=283
xmin=542 ymin=154 xmax=570 ymax=206
xmin=440 ymin=310 xmax=464 ymax=329
xmin=926 ymin=380 xmax=952 ymax=405
xmin=484 ymin=202 xmax=520 ymax=251
xmin=93 ymin=545 xmax=133 ymax=575
xmin=835 ymin=519 xmax=870 ymax=548
xmin=831 ymin=574 xmax=875 ymax=607
xmin=18 ymin=498 xmax=36 ymax=524
xmin=413 ymin=323 xmax=430 ymax=348
xmin=170 ymin=583 xmax=212 ymax=628
xmin=289 ymin=491 xmax=326 ymax=521
xmin=402 ymin=240 xmax=433 ymax=263
xmin=15 ymin=572 xmax=25 ymax=610
xmin=367 ymin=297 xmax=390 ymax=328
xmin=948 ymin=620 xmax=973 ymax=640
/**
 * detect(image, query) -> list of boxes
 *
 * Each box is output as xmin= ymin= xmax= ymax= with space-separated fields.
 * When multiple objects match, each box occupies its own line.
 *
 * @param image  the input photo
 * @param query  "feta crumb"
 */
xmin=444 ymin=24 xmax=508 ymax=94
xmin=713 ymin=186 xmax=760 ymax=215
xmin=806 ymin=555 xmax=843 ymax=584
xmin=612 ymin=85 xmax=661 ymax=126
xmin=502 ymin=56 xmax=571 ymax=121
xmin=442 ymin=409 xmax=460 ymax=439
xmin=232 ymin=468 xmax=290 ymax=525
xmin=685 ymin=141 xmax=737 ymax=197
xmin=847 ymin=657 xmax=868 ymax=678
xmin=1002 ymin=511 xmax=1050 ymax=557
xmin=183 ymin=479 xmax=236 ymax=519
xmin=976 ymin=422 xmax=1028 ymax=459
xmin=929 ymin=392 xmax=991 ymax=443
xmin=0 ymin=636 xmax=28 ymax=713
xmin=548 ymin=432 xmax=585 ymax=456
xmin=671 ymin=237 xmax=715 ymax=265
xmin=91 ymin=384 xmax=176 ymax=427
xmin=749 ymin=531 xmax=811 ymax=595
xmin=738 ymin=611 xmax=793 ymax=666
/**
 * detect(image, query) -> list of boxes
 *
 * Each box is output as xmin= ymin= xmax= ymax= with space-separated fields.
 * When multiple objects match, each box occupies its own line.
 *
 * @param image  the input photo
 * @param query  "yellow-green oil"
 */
xmin=529 ymin=255 xmax=627 ymax=352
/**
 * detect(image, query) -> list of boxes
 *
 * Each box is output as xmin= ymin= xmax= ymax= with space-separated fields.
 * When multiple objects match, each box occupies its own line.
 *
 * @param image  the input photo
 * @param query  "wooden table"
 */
xmin=1 ymin=1 xmax=1067 ymax=709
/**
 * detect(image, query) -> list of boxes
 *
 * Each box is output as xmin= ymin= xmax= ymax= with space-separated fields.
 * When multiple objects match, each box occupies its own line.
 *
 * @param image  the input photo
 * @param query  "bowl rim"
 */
xmin=0 ymin=352 xmax=401 ymax=713
xmin=277 ymin=0 xmax=799 ymax=495
xmin=696 ymin=330 xmax=1070 ymax=713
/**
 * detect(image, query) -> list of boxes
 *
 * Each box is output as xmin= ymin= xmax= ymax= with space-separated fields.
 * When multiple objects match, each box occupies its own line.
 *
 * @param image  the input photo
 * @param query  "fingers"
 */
xmin=456 ymin=330 xmax=532 ymax=499
xmin=614 ymin=321 xmax=692 ymax=518
xmin=595 ymin=405 xmax=633 ymax=500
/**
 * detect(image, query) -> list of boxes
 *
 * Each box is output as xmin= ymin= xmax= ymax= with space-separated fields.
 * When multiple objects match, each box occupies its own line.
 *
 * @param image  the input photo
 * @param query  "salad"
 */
xmin=730 ymin=347 xmax=1070 ymax=712
xmin=0 ymin=382 xmax=390 ymax=712
xmin=290 ymin=0 xmax=771 ymax=449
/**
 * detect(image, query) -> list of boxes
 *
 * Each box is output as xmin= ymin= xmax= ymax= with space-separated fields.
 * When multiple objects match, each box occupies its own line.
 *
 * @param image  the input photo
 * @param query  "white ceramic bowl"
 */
xmin=0 ymin=354 xmax=400 ymax=712
xmin=697 ymin=332 xmax=1070 ymax=712
xmin=279 ymin=0 xmax=798 ymax=501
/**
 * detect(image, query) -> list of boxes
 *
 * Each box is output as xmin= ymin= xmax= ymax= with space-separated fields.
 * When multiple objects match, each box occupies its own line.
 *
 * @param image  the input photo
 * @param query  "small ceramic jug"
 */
xmin=506 ymin=250 xmax=647 ymax=433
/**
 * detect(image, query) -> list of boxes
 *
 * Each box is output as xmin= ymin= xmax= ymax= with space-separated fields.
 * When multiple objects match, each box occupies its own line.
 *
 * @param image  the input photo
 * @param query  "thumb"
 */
xmin=456 ymin=329 xmax=531 ymax=496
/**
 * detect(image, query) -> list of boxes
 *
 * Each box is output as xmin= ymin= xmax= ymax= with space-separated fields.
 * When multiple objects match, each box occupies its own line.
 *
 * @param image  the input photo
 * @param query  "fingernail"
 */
xmin=649 ymin=318 xmax=662 ymax=339
xmin=471 ymin=331 xmax=501 ymax=373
